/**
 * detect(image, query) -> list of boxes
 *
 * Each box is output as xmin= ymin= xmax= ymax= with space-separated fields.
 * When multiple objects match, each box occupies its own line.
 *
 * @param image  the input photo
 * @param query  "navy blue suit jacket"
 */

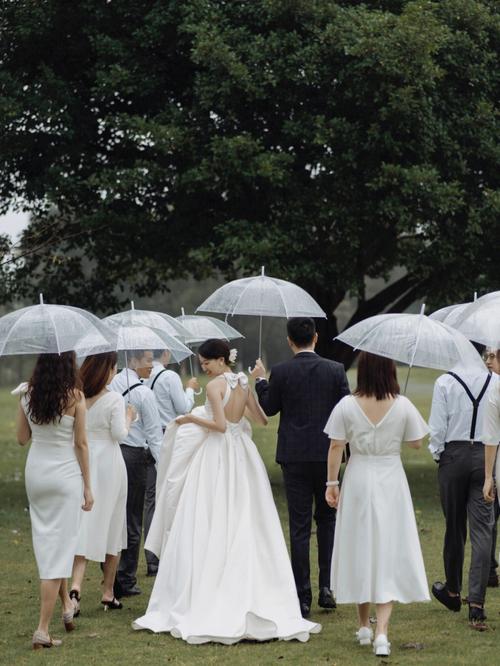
xmin=255 ymin=351 xmax=350 ymax=463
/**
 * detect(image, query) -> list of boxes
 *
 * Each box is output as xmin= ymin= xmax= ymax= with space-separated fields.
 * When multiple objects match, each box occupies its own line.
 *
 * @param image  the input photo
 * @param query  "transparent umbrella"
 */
xmin=450 ymin=291 xmax=500 ymax=347
xmin=103 ymin=304 xmax=193 ymax=400
xmin=336 ymin=309 xmax=484 ymax=391
xmin=197 ymin=266 xmax=326 ymax=357
xmin=0 ymin=294 xmax=115 ymax=357
xmin=177 ymin=310 xmax=244 ymax=346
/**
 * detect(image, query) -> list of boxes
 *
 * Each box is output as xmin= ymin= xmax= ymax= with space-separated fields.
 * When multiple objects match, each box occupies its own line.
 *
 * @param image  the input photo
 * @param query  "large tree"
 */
xmin=1 ymin=0 xmax=499 ymax=360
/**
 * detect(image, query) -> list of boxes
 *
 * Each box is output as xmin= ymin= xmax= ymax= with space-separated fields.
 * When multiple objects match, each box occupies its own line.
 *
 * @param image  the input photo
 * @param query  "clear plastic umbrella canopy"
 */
xmin=336 ymin=312 xmax=484 ymax=372
xmin=197 ymin=267 xmax=326 ymax=357
xmin=0 ymin=295 xmax=115 ymax=356
xmin=429 ymin=303 xmax=470 ymax=325
xmin=103 ymin=307 xmax=192 ymax=364
xmin=106 ymin=304 xmax=191 ymax=343
xmin=450 ymin=291 xmax=500 ymax=347
xmin=197 ymin=267 xmax=326 ymax=319
xmin=176 ymin=313 xmax=244 ymax=346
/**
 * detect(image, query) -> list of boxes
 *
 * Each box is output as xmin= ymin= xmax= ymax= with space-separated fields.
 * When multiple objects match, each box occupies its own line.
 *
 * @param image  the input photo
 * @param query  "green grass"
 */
xmin=0 ymin=368 xmax=498 ymax=664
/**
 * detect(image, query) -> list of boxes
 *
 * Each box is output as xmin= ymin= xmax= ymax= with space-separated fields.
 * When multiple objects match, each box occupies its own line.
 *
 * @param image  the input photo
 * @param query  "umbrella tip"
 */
xmin=261 ymin=266 xmax=265 ymax=276
xmin=419 ymin=303 xmax=426 ymax=315
xmin=473 ymin=291 xmax=478 ymax=301
xmin=39 ymin=293 xmax=44 ymax=305
xmin=181 ymin=307 xmax=185 ymax=316
xmin=130 ymin=300 xmax=135 ymax=310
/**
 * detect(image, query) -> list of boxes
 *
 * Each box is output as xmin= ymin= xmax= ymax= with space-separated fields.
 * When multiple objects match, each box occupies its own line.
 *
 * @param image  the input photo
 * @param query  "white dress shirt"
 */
xmin=428 ymin=369 xmax=496 ymax=460
xmin=146 ymin=361 xmax=195 ymax=427
xmin=108 ymin=368 xmax=163 ymax=463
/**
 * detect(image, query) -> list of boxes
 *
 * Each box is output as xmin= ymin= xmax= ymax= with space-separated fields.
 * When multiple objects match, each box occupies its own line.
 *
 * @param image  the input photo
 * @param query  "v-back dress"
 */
xmin=75 ymin=391 xmax=128 ymax=561
xmin=133 ymin=372 xmax=321 ymax=643
xmin=324 ymin=394 xmax=430 ymax=604
xmin=23 ymin=395 xmax=83 ymax=579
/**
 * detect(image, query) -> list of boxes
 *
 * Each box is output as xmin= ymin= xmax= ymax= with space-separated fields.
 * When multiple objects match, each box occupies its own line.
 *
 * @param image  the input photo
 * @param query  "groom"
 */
xmin=251 ymin=317 xmax=350 ymax=617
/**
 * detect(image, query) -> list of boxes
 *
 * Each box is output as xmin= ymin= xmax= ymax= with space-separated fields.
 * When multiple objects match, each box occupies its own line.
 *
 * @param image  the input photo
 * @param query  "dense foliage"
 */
xmin=1 ymin=0 xmax=499 ymax=358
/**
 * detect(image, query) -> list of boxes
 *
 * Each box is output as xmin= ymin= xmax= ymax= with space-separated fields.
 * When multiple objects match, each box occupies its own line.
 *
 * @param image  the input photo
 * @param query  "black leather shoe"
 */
xmin=432 ymin=582 xmax=461 ymax=612
xmin=118 ymin=585 xmax=142 ymax=598
xmin=318 ymin=587 xmax=336 ymax=609
xmin=299 ymin=601 xmax=311 ymax=618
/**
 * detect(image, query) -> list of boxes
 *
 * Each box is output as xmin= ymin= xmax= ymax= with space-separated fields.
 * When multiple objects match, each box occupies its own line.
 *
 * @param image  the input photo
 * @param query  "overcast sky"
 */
xmin=0 ymin=211 xmax=30 ymax=239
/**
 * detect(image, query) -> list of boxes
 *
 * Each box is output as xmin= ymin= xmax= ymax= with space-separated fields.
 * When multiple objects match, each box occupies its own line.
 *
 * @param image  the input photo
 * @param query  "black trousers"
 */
xmin=117 ymin=445 xmax=156 ymax=590
xmin=281 ymin=461 xmax=335 ymax=604
xmin=144 ymin=457 xmax=159 ymax=572
xmin=438 ymin=442 xmax=494 ymax=604
xmin=490 ymin=499 xmax=500 ymax=577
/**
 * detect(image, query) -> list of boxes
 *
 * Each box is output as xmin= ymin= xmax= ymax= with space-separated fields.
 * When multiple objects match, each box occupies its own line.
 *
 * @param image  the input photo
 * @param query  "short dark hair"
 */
xmin=287 ymin=317 xmax=316 ymax=348
xmin=153 ymin=349 xmax=167 ymax=360
xmin=354 ymin=351 xmax=400 ymax=400
xmin=128 ymin=349 xmax=148 ymax=361
xmin=198 ymin=338 xmax=231 ymax=364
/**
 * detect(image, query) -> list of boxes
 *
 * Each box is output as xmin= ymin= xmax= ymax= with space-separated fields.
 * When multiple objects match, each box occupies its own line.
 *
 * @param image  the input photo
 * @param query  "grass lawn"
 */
xmin=0 ymin=367 xmax=498 ymax=664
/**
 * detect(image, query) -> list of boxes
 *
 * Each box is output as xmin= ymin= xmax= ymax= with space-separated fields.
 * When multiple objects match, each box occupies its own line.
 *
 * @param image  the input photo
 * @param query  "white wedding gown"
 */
xmin=133 ymin=372 xmax=321 ymax=644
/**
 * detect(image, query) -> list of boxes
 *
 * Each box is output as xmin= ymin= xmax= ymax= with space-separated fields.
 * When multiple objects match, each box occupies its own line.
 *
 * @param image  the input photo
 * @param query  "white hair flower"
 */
xmin=228 ymin=348 xmax=238 ymax=364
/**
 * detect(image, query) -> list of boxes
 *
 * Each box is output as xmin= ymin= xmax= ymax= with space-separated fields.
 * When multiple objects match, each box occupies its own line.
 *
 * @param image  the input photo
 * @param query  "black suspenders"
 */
xmin=122 ymin=382 xmax=143 ymax=398
xmin=150 ymin=368 xmax=168 ymax=391
xmin=447 ymin=372 xmax=492 ymax=440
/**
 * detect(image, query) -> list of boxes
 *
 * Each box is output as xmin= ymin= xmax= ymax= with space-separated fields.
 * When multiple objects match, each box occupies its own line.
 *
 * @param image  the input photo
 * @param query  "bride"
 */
xmin=133 ymin=339 xmax=321 ymax=644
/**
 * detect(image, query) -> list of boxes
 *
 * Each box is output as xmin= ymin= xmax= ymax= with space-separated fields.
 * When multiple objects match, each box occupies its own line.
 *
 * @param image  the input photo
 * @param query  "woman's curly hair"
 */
xmin=27 ymin=352 xmax=81 ymax=424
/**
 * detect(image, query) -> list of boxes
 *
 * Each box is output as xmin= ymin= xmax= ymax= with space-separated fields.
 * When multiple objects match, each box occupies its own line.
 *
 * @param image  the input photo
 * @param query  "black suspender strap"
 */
xmin=447 ymin=372 xmax=492 ymax=440
xmin=150 ymin=368 xmax=168 ymax=391
xmin=122 ymin=382 xmax=143 ymax=398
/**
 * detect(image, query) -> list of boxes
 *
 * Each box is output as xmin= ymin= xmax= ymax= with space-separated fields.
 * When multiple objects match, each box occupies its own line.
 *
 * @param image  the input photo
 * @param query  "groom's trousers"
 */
xmin=281 ymin=461 xmax=335 ymax=604
xmin=438 ymin=441 xmax=494 ymax=605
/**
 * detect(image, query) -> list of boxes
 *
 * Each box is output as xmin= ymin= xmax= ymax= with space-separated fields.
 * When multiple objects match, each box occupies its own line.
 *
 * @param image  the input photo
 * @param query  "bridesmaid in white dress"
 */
xmin=324 ymin=352 xmax=429 ymax=658
xmin=16 ymin=352 xmax=93 ymax=650
xmin=70 ymin=352 xmax=135 ymax=613
xmin=133 ymin=339 xmax=321 ymax=644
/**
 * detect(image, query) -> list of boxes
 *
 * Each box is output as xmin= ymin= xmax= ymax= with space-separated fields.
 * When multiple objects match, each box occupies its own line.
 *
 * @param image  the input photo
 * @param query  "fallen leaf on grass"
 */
xmin=87 ymin=633 xmax=99 ymax=638
xmin=402 ymin=642 xmax=425 ymax=650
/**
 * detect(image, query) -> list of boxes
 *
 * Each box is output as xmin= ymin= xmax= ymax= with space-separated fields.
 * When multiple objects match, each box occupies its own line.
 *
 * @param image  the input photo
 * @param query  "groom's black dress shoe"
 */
xmin=114 ymin=581 xmax=142 ymax=599
xmin=318 ymin=587 xmax=336 ymax=609
xmin=432 ymin=582 xmax=461 ymax=612
xmin=299 ymin=601 xmax=311 ymax=618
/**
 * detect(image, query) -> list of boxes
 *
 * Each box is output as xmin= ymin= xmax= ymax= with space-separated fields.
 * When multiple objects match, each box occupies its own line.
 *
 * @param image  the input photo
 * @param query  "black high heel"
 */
xmin=101 ymin=597 xmax=123 ymax=611
xmin=69 ymin=589 xmax=81 ymax=617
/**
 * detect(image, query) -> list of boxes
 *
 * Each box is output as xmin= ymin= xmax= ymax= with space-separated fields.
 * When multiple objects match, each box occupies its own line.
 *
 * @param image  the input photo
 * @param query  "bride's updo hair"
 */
xmin=198 ymin=339 xmax=231 ymax=365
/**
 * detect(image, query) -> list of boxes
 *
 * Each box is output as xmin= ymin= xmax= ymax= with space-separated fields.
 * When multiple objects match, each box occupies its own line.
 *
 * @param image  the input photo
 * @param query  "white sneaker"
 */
xmin=355 ymin=626 xmax=373 ymax=645
xmin=373 ymin=634 xmax=391 ymax=657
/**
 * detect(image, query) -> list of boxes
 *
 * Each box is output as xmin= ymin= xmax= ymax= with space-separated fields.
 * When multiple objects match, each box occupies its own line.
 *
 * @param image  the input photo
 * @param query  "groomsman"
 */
xmin=429 ymin=362 xmax=496 ymax=627
xmin=110 ymin=349 xmax=163 ymax=596
xmin=143 ymin=349 xmax=199 ymax=575
xmin=251 ymin=317 xmax=350 ymax=617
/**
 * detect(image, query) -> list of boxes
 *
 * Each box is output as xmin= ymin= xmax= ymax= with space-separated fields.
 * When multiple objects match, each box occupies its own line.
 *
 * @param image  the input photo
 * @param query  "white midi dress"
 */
xmin=481 ymin=384 xmax=500 ymax=507
xmin=23 ymin=397 xmax=83 ymax=579
xmin=75 ymin=391 xmax=128 ymax=561
xmin=133 ymin=372 xmax=321 ymax=644
xmin=324 ymin=394 xmax=430 ymax=604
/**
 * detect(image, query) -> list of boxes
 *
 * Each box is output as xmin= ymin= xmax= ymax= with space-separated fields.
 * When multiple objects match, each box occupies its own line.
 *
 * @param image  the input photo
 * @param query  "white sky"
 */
xmin=0 ymin=211 xmax=30 ymax=240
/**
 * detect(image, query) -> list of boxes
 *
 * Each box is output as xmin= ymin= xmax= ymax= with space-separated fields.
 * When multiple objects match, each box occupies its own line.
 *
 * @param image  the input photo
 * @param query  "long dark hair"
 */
xmin=80 ymin=352 xmax=118 ymax=398
xmin=354 ymin=351 xmax=400 ymax=400
xmin=27 ymin=352 xmax=81 ymax=424
xmin=198 ymin=339 xmax=231 ymax=364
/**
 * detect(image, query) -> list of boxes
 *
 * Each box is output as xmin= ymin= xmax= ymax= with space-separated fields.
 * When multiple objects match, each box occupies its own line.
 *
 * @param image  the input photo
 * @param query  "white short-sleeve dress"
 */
xmin=324 ymin=394 xmax=430 ymax=604
xmin=75 ymin=391 xmax=128 ymax=561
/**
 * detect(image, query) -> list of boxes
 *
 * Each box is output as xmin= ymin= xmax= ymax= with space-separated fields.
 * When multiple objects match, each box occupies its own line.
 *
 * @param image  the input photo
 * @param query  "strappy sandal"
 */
xmin=101 ymin=597 xmax=123 ymax=611
xmin=32 ymin=630 xmax=62 ymax=650
xmin=69 ymin=589 xmax=81 ymax=617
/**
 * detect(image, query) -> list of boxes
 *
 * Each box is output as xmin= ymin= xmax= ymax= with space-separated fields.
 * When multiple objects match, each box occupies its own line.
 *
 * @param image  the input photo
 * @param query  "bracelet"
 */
xmin=326 ymin=480 xmax=339 ymax=487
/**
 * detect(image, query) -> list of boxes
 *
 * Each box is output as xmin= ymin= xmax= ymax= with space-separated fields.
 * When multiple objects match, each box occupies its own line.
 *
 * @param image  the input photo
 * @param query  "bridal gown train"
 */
xmin=133 ymin=372 xmax=321 ymax=644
